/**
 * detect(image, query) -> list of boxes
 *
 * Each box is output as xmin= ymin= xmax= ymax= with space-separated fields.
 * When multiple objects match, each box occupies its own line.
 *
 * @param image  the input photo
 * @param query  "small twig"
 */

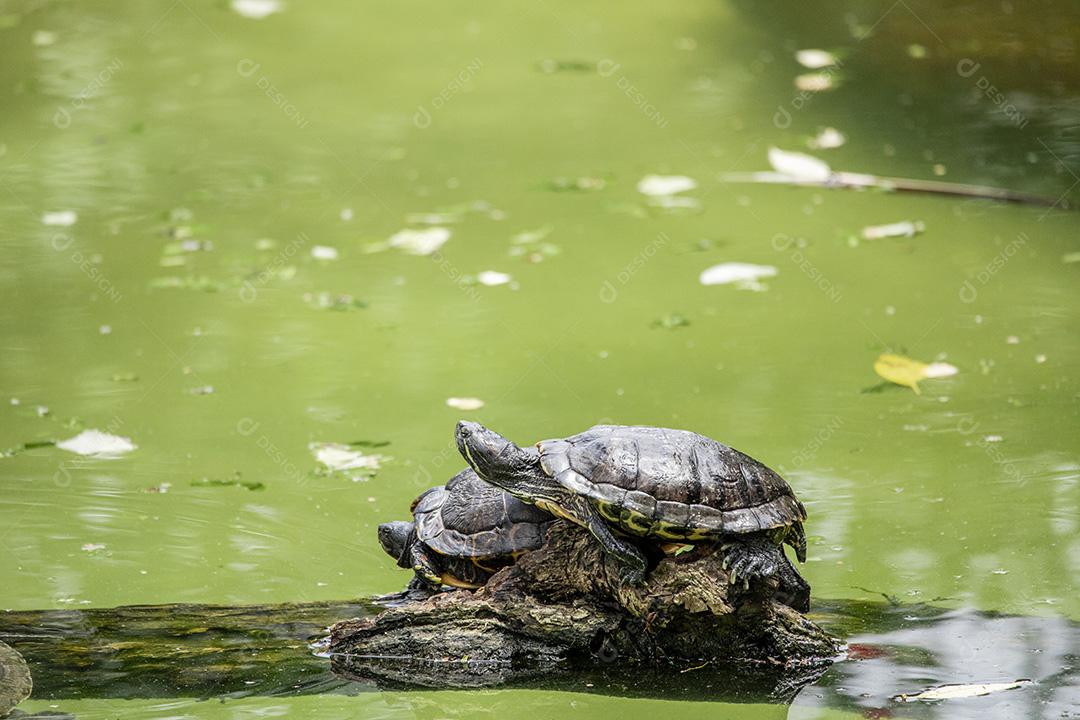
xmin=680 ymin=660 xmax=712 ymax=673
xmin=719 ymin=171 xmax=1069 ymax=209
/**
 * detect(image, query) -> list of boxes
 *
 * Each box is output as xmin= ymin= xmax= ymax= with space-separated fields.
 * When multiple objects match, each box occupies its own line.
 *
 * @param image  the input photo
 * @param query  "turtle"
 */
xmin=0 ymin=640 xmax=31 ymax=718
xmin=378 ymin=467 xmax=556 ymax=590
xmin=455 ymin=421 xmax=811 ymax=611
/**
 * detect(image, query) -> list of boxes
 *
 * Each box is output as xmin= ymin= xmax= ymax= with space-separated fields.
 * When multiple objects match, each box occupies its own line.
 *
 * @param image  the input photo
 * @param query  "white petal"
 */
xmin=795 ymin=49 xmax=838 ymax=69
xmin=809 ymin=127 xmax=846 ymax=149
xmin=768 ymin=147 xmax=832 ymax=182
xmin=310 ymin=442 xmax=387 ymax=472
xmin=923 ymin=362 xmax=958 ymax=378
xmin=895 ymin=680 xmax=1031 ymax=702
xmin=42 ymin=210 xmax=77 ymax=226
xmin=231 ymin=0 xmax=283 ymax=19
xmin=861 ymin=221 xmax=925 ymax=239
xmin=387 ymin=227 xmax=451 ymax=255
xmin=699 ymin=262 xmax=778 ymax=286
xmin=636 ymin=175 xmax=697 ymax=196
xmin=476 ymin=271 xmax=512 ymax=286
xmin=446 ymin=397 xmax=485 ymax=411
xmin=311 ymin=245 xmax=339 ymax=260
xmin=57 ymin=430 xmax=137 ymax=457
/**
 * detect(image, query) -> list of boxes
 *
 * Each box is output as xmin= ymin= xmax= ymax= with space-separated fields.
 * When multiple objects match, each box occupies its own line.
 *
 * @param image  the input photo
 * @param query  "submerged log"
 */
xmin=329 ymin=523 xmax=842 ymax=694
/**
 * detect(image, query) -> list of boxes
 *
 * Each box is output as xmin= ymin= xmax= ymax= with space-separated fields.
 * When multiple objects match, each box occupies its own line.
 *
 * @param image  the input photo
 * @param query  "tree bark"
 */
xmin=329 ymin=523 xmax=842 ymax=696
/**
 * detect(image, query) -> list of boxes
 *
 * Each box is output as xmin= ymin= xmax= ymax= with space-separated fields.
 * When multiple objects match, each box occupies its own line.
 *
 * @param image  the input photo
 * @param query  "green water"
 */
xmin=2 ymin=0 xmax=1079 ymax=717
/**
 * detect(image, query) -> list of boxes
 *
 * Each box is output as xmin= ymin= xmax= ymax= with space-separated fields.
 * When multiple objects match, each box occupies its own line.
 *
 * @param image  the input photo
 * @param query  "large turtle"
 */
xmin=378 ymin=467 xmax=556 ymax=590
xmin=455 ymin=421 xmax=811 ymax=610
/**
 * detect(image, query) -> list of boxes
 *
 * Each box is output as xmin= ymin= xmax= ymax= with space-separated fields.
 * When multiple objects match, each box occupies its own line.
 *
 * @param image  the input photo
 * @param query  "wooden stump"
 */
xmin=329 ymin=523 xmax=842 ymax=693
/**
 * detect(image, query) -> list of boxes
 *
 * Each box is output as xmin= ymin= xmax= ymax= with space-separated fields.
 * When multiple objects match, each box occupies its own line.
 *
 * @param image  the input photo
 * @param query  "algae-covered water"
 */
xmin=1 ymin=0 xmax=1079 ymax=717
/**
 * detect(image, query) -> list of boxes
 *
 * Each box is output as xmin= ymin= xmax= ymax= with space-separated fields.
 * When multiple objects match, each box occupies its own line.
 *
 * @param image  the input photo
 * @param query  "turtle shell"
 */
xmin=0 ymin=640 xmax=32 ymax=718
xmin=537 ymin=425 xmax=805 ymax=540
xmin=414 ymin=468 xmax=554 ymax=559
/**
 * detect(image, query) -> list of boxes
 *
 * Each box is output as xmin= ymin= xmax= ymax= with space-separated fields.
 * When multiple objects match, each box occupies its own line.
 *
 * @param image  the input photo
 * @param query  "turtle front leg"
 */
xmin=410 ymin=543 xmax=443 ymax=587
xmin=567 ymin=495 xmax=648 ymax=585
xmin=721 ymin=534 xmax=783 ymax=588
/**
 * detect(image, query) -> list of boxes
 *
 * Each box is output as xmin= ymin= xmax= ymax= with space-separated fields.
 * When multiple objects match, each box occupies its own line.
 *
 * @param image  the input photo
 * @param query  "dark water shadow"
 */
xmin=1 ymin=598 xmax=1077 ymax=717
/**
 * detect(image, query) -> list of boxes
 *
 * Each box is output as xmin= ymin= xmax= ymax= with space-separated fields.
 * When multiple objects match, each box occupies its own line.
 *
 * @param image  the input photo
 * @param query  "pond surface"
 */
xmin=1 ymin=0 xmax=1078 ymax=717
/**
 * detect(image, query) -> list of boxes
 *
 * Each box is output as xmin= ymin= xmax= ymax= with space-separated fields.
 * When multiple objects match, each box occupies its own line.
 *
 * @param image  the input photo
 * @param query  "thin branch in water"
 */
xmin=720 ymin=170 xmax=1070 ymax=209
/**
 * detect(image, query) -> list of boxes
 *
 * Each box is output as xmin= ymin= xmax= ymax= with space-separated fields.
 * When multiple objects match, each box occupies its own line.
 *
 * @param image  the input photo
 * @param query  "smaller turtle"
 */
xmin=379 ymin=468 xmax=556 ymax=590
xmin=0 ymin=640 xmax=32 ymax=718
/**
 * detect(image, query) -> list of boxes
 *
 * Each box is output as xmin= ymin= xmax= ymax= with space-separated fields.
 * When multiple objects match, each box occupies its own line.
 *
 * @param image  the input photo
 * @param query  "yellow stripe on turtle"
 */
xmin=440 ymin=573 xmax=482 ymax=590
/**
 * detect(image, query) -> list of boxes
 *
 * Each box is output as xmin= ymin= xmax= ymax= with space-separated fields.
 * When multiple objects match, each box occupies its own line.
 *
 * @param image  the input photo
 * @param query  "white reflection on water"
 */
xmin=798 ymin=609 xmax=1080 ymax=719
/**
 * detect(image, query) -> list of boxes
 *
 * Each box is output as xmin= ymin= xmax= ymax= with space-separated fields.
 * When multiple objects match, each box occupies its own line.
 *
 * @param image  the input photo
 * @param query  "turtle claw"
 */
xmin=620 ymin=564 xmax=646 ymax=586
xmin=742 ymin=578 xmax=750 ymax=591
xmin=414 ymin=567 xmax=441 ymax=585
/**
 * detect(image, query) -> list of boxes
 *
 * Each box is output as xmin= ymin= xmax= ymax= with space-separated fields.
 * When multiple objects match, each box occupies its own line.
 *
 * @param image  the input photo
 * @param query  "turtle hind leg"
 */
xmin=721 ymin=535 xmax=783 ymax=585
xmin=773 ymin=554 xmax=811 ymax=613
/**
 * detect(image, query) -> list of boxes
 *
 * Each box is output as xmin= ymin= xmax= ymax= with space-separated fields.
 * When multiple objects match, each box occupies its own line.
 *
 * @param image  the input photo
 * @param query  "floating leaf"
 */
xmin=1 ymin=440 xmax=56 ymax=458
xmin=652 ymin=313 xmax=690 ymax=330
xmin=311 ymin=245 xmax=339 ymax=261
xmin=637 ymin=175 xmax=697 ymax=196
xmin=873 ymin=353 xmax=958 ymax=394
xmin=57 ymin=430 xmax=136 ymax=457
xmin=795 ymin=49 xmax=839 ymax=69
xmin=446 ymin=397 xmax=485 ymax=411
xmin=310 ymin=442 xmax=389 ymax=473
xmin=191 ymin=475 xmax=265 ymax=491
xmin=231 ymin=0 xmax=282 ymax=19
xmin=862 ymin=220 xmax=925 ymax=240
xmin=303 ymin=292 xmax=366 ymax=311
xmin=42 ymin=210 xmax=77 ymax=226
xmin=476 ymin=271 xmax=512 ymax=287
xmin=767 ymin=147 xmax=831 ymax=182
xmin=536 ymin=59 xmax=594 ymax=74
xmin=894 ymin=679 xmax=1032 ymax=702
xmin=794 ymin=72 xmax=837 ymax=91
xmin=546 ymin=176 xmax=606 ymax=192
xmin=387 ymin=227 xmax=451 ymax=255
xmin=699 ymin=262 xmax=777 ymax=287
xmin=809 ymin=127 xmax=846 ymax=149
xmin=907 ymin=44 xmax=928 ymax=60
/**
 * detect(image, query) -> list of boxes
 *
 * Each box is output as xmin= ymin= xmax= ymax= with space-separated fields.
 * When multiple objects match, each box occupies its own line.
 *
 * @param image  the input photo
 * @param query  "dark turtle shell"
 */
xmin=414 ymin=468 xmax=554 ymax=559
xmin=537 ymin=425 xmax=805 ymax=541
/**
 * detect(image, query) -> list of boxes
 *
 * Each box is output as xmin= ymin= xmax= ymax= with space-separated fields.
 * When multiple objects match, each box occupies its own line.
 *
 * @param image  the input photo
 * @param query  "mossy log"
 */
xmin=329 ymin=523 xmax=842 ymax=694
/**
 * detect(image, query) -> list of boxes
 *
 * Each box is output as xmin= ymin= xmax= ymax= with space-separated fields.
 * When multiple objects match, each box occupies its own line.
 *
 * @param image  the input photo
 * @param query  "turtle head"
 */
xmin=455 ymin=421 xmax=519 ymax=482
xmin=378 ymin=520 xmax=416 ymax=569
xmin=456 ymin=421 xmax=562 ymax=506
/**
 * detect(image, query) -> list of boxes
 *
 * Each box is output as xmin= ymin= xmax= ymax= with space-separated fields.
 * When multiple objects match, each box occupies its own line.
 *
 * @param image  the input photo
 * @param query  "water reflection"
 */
xmin=4 ymin=599 xmax=1078 ymax=719
xmin=802 ymin=604 xmax=1080 ymax=719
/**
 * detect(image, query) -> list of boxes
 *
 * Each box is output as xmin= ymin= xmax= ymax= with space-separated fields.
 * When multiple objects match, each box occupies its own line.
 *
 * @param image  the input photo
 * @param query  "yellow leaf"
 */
xmin=873 ymin=353 xmax=959 ymax=394
xmin=874 ymin=353 xmax=926 ymax=394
